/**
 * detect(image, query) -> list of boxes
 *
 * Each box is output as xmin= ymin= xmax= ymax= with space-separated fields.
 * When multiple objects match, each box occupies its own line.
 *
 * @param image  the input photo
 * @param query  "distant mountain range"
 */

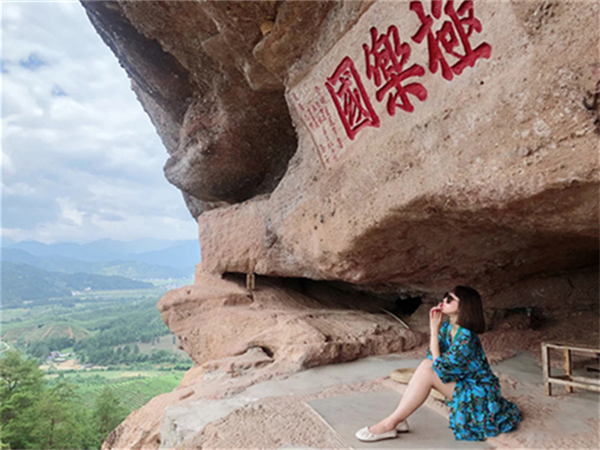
xmin=1 ymin=248 xmax=186 ymax=280
xmin=1 ymin=262 xmax=154 ymax=307
xmin=0 ymin=238 xmax=200 ymax=307
xmin=1 ymin=239 xmax=201 ymax=306
xmin=1 ymin=238 xmax=200 ymax=277
xmin=3 ymin=238 xmax=200 ymax=267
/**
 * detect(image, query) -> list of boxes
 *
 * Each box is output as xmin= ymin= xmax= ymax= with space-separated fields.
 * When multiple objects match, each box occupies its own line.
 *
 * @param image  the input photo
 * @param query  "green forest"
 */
xmin=0 ymin=350 xmax=129 ymax=449
xmin=1 ymin=287 xmax=193 ymax=449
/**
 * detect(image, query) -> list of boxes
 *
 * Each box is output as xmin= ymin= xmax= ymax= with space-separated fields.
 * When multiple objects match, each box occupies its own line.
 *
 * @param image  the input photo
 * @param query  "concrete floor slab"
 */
xmin=492 ymin=351 xmax=543 ymax=384
xmin=277 ymin=446 xmax=319 ymax=450
xmin=244 ymin=355 xmax=423 ymax=399
xmin=165 ymin=352 xmax=598 ymax=449
xmin=492 ymin=351 xmax=599 ymax=446
xmin=307 ymin=390 xmax=492 ymax=449
xmin=160 ymin=396 xmax=258 ymax=449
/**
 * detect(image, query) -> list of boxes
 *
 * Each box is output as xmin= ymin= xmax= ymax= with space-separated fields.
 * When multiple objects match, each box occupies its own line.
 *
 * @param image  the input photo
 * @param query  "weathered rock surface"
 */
xmin=158 ymin=271 xmax=424 ymax=368
xmin=197 ymin=0 xmax=599 ymax=295
xmin=83 ymin=1 xmax=599 ymax=449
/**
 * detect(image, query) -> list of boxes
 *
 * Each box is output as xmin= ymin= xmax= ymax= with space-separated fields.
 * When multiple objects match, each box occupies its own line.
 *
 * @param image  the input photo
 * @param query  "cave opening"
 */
xmin=222 ymin=272 xmax=424 ymax=321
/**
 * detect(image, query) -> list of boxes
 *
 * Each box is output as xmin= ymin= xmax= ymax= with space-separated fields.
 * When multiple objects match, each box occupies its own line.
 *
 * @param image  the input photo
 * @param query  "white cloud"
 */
xmin=1 ymin=151 xmax=16 ymax=175
xmin=1 ymin=3 xmax=22 ymax=25
xmin=56 ymin=197 xmax=84 ymax=226
xmin=49 ymin=96 xmax=93 ymax=123
xmin=1 ymin=2 xmax=197 ymax=244
xmin=2 ymin=210 xmax=197 ymax=245
xmin=1 ymin=181 xmax=36 ymax=196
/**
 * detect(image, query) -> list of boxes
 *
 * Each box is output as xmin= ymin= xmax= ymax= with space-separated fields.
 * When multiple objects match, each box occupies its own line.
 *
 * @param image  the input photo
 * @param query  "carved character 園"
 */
xmin=325 ymin=57 xmax=381 ymax=140
xmin=410 ymin=0 xmax=492 ymax=81
xmin=363 ymin=25 xmax=428 ymax=115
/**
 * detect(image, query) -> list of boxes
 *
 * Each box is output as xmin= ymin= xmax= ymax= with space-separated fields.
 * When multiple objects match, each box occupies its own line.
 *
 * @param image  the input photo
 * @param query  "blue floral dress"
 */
xmin=426 ymin=322 xmax=522 ymax=441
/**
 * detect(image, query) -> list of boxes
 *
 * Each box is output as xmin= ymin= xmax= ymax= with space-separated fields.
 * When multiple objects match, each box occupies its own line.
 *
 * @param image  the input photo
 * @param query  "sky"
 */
xmin=1 ymin=0 xmax=199 ymax=244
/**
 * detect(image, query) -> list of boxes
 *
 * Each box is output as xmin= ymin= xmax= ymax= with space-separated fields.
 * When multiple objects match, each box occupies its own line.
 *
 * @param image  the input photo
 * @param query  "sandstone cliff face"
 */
xmin=81 ymin=1 xmax=599 ymax=449
xmin=197 ymin=1 xmax=598 ymax=290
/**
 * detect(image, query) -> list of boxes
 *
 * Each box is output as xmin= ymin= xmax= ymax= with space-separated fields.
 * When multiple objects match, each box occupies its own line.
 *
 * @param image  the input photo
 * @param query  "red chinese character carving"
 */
xmin=325 ymin=57 xmax=381 ymax=140
xmin=363 ymin=25 xmax=427 ymax=115
xmin=410 ymin=0 xmax=492 ymax=81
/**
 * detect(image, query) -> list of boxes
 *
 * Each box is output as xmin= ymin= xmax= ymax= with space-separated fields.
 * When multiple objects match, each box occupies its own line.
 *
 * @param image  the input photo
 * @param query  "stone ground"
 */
xmin=163 ymin=351 xmax=599 ymax=449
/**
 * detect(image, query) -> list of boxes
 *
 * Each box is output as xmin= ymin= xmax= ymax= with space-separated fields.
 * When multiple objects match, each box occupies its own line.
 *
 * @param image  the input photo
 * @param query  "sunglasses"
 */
xmin=442 ymin=292 xmax=459 ymax=304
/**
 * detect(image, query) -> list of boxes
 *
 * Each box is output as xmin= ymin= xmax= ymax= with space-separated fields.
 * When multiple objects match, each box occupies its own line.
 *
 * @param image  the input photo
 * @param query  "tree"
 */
xmin=27 ymin=341 xmax=50 ymax=361
xmin=0 ymin=350 xmax=45 ymax=449
xmin=91 ymin=386 xmax=128 ymax=447
xmin=0 ymin=423 xmax=10 ymax=449
xmin=32 ymin=380 xmax=89 ymax=449
xmin=1 ymin=390 xmax=43 ymax=449
xmin=0 ymin=350 xmax=95 ymax=449
xmin=0 ymin=350 xmax=45 ymax=399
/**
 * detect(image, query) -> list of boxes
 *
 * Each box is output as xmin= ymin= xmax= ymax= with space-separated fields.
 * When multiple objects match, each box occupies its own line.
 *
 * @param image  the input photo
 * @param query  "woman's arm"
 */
xmin=429 ymin=306 xmax=443 ymax=360
xmin=429 ymin=330 xmax=441 ymax=360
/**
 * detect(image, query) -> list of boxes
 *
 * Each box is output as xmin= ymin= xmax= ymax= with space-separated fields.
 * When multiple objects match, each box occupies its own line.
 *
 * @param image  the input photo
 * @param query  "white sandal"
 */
xmin=355 ymin=426 xmax=398 ymax=442
xmin=396 ymin=420 xmax=410 ymax=433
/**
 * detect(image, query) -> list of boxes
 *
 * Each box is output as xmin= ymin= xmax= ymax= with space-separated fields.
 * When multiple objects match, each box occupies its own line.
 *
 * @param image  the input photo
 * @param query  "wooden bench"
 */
xmin=541 ymin=342 xmax=600 ymax=396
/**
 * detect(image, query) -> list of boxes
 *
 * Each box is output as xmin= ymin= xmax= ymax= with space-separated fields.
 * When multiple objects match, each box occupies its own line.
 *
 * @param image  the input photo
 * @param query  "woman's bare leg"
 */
xmin=369 ymin=359 xmax=456 ymax=434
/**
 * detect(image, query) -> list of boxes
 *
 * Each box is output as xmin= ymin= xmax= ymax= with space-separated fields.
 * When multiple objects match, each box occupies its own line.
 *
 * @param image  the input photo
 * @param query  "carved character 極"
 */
xmin=410 ymin=0 xmax=492 ymax=81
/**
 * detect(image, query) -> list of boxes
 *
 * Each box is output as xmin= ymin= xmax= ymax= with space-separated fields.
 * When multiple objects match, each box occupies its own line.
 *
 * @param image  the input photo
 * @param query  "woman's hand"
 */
xmin=429 ymin=305 xmax=443 ymax=334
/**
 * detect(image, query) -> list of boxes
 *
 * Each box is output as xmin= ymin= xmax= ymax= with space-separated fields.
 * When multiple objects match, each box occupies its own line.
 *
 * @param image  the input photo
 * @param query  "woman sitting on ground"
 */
xmin=356 ymin=286 xmax=522 ymax=442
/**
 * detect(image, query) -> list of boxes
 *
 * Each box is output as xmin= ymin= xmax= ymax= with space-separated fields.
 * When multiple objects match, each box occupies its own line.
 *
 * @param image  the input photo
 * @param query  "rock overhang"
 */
xmin=81 ymin=0 xmax=599 ymax=334
xmin=193 ymin=0 xmax=599 ymax=295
